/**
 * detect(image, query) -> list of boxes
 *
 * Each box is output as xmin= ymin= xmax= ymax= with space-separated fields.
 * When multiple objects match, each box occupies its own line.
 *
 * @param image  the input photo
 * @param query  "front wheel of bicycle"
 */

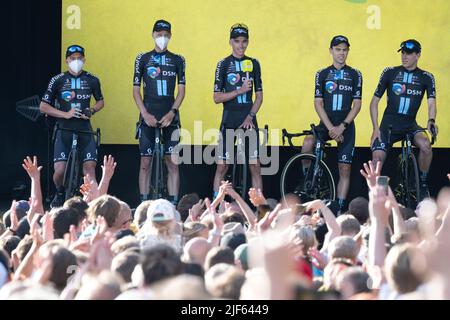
xmin=403 ymin=153 xmax=420 ymax=209
xmin=63 ymin=150 xmax=80 ymax=201
xmin=280 ymin=153 xmax=335 ymax=203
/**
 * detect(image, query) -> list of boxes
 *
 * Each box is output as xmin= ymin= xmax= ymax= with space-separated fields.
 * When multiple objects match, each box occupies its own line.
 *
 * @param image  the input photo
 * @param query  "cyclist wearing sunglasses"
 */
xmin=212 ymin=23 xmax=263 ymax=196
xmin=133 ymin=20 xmax=186 ymax=204
xmin=370 ymin=39 xmax=438 ymax=199
xmin=40 ymin=44 xmax=104 ymax=208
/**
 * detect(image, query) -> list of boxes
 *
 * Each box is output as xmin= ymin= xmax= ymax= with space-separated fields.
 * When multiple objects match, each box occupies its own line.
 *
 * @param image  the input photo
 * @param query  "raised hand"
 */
xmin=369 ymin=185 xmax=391 ymax=226
xmin=248 ymin=188 xmax=266 ymax=207
xmin=22 ymin=156 xmax=42 ymax=180
xmin=9 ymin=200 xmax=19 ymax=231
xmin=80 ymin=173 xmax=100 ymax=202
xmin=257 ymin=204 xmax=282 ymax=232
xmin=41 ymin=211 xmax=54 ymax=242
xmin=188 ymin=199 xmax=204 ymax=222
xmin=91 ymin=216 xmax=108 ymax=245
xmin=360 ymin=160 xmax=381 ymax=190
xmin=205 ymin=198 xmax=223 ymax=231
xmin=101 ymin=155 xmax=117 ymax=182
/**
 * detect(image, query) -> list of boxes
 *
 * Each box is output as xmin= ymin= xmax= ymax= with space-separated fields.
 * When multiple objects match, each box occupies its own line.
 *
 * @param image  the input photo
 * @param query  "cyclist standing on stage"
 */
xmin=40 ymin=45 xmax=104 ymax=208
xmin=302 ymin=35 xmax=362 ymax=212
xmin=212 ymin=23 xmax=263 ymax=198
xmin=133 ymin=19 xmax=186 ymax=205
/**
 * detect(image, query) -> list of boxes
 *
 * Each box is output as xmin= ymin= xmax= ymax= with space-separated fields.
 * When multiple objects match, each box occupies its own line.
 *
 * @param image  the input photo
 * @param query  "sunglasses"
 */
xmin=230 ymin=23 xmax=248 ymax=32
xmin=68 ymin=45 xmax=84 ymax=53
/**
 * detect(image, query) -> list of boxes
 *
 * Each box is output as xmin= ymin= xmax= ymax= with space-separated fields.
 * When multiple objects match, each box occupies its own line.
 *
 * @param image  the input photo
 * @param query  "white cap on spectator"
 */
xmin=222 ymin=222 xmax=245 ymax=236
xmin=147 ymin=199 xmax=175 ymax=222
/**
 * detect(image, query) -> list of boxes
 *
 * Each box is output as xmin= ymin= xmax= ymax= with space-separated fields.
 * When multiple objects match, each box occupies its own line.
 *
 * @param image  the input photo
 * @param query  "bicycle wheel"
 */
xmin=151 ymin=145 xmax=166 ymax=200
xmin=63 ymin=150 xmax=79 ymax=201
xmin=404 ymin=153 xmax=420 ymax=208
xmin=232 ymin=163 xmax=247 ymax=200
xmin=280 ymin=154 xmax=335 ymax=203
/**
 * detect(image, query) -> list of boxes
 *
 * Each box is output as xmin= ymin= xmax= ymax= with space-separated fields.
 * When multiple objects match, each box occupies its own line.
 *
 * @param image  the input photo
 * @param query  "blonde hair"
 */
xmin=385 ymin=244 xmax=428 ymax=294
xmin=328 ymin=236 xmax=359 ymax=262
xmin=86 ymin=195 xmax=121 ymax=227
xmin=336 ymin=214 xmax=361 ymax=237
xmin=290 ymin=225 xmax=317 ymax=257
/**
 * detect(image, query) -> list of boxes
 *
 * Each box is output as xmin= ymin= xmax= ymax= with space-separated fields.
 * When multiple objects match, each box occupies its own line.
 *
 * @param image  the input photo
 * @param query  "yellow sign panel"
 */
xmin=62 ymin=0 xmax=450 ymax=146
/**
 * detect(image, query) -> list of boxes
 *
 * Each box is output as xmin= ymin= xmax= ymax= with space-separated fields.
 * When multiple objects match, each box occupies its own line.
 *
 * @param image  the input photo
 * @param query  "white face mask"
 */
xmin=154 ymin=36 xmax=170 ymax=51
xmin=68 ymin=59 xmax=84 ymax=73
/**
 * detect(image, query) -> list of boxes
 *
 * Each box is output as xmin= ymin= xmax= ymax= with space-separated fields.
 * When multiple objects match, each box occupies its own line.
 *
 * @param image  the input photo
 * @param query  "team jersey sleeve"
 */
xmin=353 ymin=69 xmax=363 ymax=100
xmin=373 ymin=67 xmax=392 ymax=98
xmin=214 ymin=59 xmax=226 ymax=93
xmin=41 ymin=75 xmax=61 ymax=107
xmin=176 ymin=55 xmax=186 ymax=85
xmin=423 ymin=71 xmax=436 ymax=99
xmin=133 ymin=53 xmax=145 ymax=86
xmin=314 ymin=69 xmax=325 ymax=98
xmin=91 ymin=76 xmax=104 ymax=101
xmin=252 ymin=59 xmax=263 ymax=92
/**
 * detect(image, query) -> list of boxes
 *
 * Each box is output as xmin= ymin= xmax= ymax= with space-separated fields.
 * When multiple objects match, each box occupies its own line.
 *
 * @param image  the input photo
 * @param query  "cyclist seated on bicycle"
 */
xmin=302 ymin=36 xmax=363 ymax=212
xmin=40 ymin=45 xmax=104 ymax=208
xmin=370 ymin=39 xmax=438 ymax=199
xmin=212 ymin=23 xmax=264 ymax=198
xmin=133 ymin=19 xmax=186 ymax=205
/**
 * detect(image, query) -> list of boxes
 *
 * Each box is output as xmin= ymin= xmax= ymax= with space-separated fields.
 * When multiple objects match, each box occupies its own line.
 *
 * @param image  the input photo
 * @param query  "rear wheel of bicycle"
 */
xmin=63 ymin=150 xmax=79 ymax=201
xmin=280 ymin=153 xmax=335 ymax=203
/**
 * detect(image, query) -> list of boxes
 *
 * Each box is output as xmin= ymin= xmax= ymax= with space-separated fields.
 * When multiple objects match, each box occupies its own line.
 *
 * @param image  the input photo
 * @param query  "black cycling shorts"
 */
xmin=53 ymin=129 xmax=97 ymax=163
xmin=371 ymin=115 xmax=425 ymax=153
xmin=217 ymin=126 xmax=260 ymax=163
xmin=316 ymin=121 xmax=355 ymax=164
xmin=138 ymin=123 xmax=180 ymax=156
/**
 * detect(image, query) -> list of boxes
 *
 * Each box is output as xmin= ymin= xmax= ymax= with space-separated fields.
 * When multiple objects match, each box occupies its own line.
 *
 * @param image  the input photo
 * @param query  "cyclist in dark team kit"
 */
xmin=40 ymin=45 xmax=105 ymax=208
xmin=302 ymin=35 xmax=362 ymax=212
xmin=370 ymin=39 xmax=438 ymax=198
xmin=133 ymin=19 xmax=186 ymax=205
xmin=213 ymin=23 xmax=263 ymax=198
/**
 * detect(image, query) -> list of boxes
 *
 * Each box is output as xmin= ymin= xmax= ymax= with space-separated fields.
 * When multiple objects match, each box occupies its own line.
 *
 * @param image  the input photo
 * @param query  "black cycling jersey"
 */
xmin=374 ymin=66 xmax=436 ymax=119
xmin=42 ymin=71 xmax=103 ymax=131
xmin=314 ymin=65 xmax=362 ymax=119
xmin=214 ymin=55 xmax=262 ymax=128
xmin=133 ymin=50 xmax=185 ymax=120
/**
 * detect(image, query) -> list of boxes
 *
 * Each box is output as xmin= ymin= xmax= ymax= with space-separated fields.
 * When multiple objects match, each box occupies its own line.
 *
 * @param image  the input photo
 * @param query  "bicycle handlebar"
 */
xmin=282 ymin=124 xmax=316 ymax=148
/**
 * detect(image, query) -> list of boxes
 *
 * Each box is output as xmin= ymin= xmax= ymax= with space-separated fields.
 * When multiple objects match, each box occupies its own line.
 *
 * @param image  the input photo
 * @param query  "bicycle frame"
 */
xmin=151 ymin=126 xmax=166 ymax=199
xmin=52 ymin=125 xmax=101 ymax=201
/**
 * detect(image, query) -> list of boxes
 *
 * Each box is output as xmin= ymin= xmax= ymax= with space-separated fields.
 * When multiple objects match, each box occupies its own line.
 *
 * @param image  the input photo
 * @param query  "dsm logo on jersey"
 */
xmin=392 ymin=83 xmax=406 ymax=95
xmin=325 ymin=81 xmax=337 ymax=93
xmin=227 ymin=73 xmax=241 ymax=85
xmin=61 ymin=91 xmax=75 ymax=102
xmin=147 ymin=66 xmax=161 ymax=79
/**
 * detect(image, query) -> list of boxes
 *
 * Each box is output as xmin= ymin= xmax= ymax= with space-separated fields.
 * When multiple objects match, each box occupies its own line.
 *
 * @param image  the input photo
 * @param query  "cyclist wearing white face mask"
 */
xmin=133 ymin=20 xmax=186 ymax=205
xmin=40 ymin=44 xmax=105 ymax=208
